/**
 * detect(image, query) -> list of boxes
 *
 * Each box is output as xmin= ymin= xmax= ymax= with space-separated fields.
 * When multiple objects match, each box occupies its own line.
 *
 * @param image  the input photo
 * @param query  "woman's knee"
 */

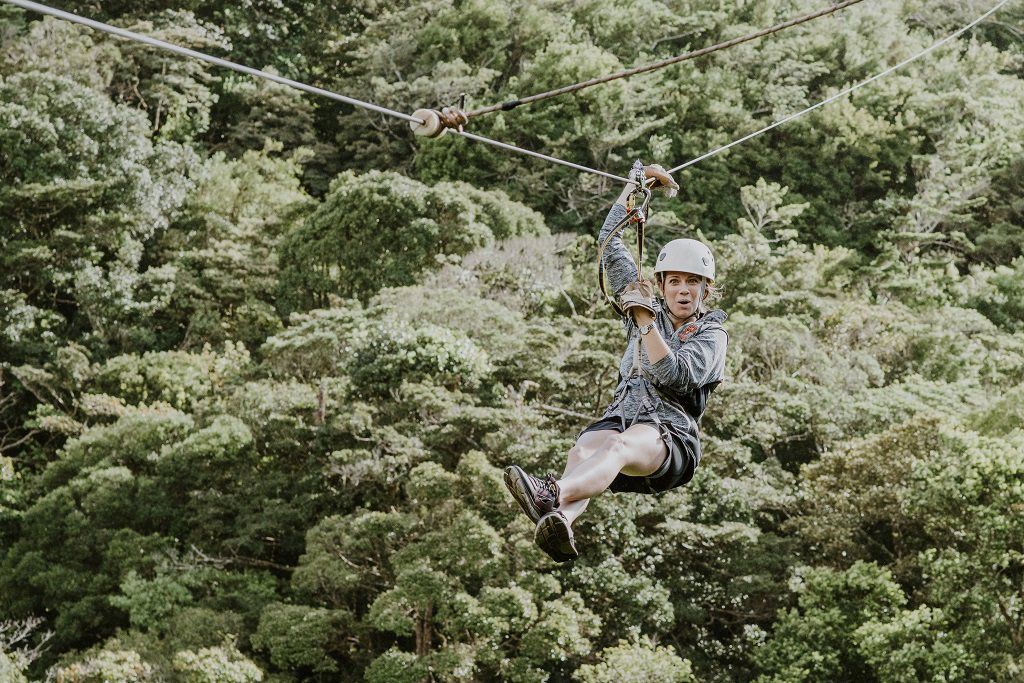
xmin=601 ymin=433 xmax=631 ymax=461
xmin=606 ymin=427 xmax=665 ymax=471
xmin=565 ymin=431 xmax=615 ymax=471
xmin=566 ymin=441 xmax=600 ymax=469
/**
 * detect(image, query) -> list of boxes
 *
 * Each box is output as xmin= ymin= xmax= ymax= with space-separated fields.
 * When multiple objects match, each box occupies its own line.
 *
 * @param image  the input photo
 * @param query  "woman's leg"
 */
xmin=558 ymin=429 xmax=617 ymax=526
xmin=557 ymin=423 xmax=667 ymax=511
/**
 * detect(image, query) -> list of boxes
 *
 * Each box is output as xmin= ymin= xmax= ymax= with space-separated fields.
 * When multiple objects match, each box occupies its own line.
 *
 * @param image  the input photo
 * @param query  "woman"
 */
xmin=504 ymin=166 xmax=729 ymax=562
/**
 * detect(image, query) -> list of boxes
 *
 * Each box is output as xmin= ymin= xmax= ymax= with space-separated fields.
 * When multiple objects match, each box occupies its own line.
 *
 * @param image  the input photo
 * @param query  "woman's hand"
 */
xmin=643 ymin=164 xmax=679 ymax=197
xmin=632 ymin=308 xmax=655 ymax=326
xmin=618 ymin=279 xmax=657 ymax=319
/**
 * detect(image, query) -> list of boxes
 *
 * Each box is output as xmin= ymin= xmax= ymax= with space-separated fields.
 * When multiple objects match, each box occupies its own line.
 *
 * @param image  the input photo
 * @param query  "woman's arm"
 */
xmin=614 ymin=181 xmax=637 ymax=208
xmin=634 ymin=312 xmax=671 ymax=364
xmin=597 ymin=182 xmax=641 ymax=302
xmin=646 ymin=327 xmax=728 ymax=393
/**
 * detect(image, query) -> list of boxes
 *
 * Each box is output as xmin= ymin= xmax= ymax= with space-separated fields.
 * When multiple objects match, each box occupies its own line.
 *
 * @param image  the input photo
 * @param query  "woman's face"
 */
xmin=659 ymin=271 xmax=704 ymax=321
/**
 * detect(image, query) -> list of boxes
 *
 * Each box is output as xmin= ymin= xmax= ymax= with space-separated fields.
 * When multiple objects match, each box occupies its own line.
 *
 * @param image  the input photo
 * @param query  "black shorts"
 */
xmin=578 ymin=416 xmax=697 ymax=494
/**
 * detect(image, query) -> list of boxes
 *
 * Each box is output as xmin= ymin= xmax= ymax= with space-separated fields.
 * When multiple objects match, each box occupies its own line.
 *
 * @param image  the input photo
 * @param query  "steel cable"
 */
xmin=465 ymin=0 xmax=867 ymax=119
xmin=0 ymin=0 xmax=425 ymax=124
xmin=2 ymin=0 xmax=1012 ymax=187
xmin=2 ymin=0 xmax=627 ymax=182
xmin=450 ymin=131 xmax=630 ymax=183
xmin=666 ymin=0 xmax=1012 ymax=174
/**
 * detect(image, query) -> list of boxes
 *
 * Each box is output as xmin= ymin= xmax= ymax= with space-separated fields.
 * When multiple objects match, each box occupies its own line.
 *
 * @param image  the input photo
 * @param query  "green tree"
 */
xmin=276 ymin=170 xmax=546 ymax=309
xmin=155 ymin=148 xmax=312 ymax=349
xmin=755 ymin=562 xmax=906 ymax=682
xmin=0 ymin=71 xmax=191 ymax=359
xmin=173 ymin=640 xmax=264 ymax=683
xmin=575 ymin=637 xmax=695 ymax=683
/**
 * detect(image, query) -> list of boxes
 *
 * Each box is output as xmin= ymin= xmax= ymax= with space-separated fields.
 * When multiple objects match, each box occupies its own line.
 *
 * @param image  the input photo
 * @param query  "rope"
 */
xmin=465 ymin=0 xmax=867 ymax=119
xmin=667 ymin=0 xmax=1012 ymax=174
xmin=0 ymin=0 xmax=424 ymax=125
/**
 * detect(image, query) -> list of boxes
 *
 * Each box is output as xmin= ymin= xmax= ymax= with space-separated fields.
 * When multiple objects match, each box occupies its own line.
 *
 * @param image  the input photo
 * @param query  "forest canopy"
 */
xmin=1 ymin=0 xmax=1023 ymax=681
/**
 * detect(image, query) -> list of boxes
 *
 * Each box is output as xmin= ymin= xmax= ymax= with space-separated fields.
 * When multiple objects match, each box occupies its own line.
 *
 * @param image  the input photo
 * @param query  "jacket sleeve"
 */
xmin=597 ymin=203 xmax=639 ymax=301
xmin=648 ymin=325 xmax=728 ymax=393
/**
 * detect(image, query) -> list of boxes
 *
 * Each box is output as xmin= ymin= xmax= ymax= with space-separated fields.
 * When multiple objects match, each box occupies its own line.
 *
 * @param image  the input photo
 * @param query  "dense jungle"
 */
xmin=2 ymin=0 xmax=1024 ymax=680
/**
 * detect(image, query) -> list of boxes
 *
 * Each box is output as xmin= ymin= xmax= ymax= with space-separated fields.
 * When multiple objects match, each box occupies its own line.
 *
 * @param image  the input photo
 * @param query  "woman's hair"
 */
xmin=700 ymin=280 xmax=723 ymax=312
xmin=655 ymin=272 xmax=724 ymax=312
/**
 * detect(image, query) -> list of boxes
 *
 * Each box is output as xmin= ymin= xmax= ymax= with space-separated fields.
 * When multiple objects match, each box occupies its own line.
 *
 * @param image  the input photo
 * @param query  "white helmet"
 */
xmin=654 ymin=238 xmax=715 ymax=282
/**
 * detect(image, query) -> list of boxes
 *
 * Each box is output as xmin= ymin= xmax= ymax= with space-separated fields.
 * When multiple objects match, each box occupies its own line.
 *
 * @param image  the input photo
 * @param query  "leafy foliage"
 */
xmin=2 ymin=1 xmax=1023 ymax=681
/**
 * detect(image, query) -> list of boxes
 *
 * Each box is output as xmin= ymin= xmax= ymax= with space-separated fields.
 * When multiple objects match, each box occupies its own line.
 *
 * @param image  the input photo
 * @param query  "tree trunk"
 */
xmin=414 ymin=603 xmax=434 ymax=658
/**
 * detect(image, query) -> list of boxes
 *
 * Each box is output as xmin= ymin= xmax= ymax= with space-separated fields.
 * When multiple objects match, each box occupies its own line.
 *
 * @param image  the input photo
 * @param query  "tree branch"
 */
xmin=0 ymin=429 xmax=40 ymax=454
xmin=189 ymin=544 xmax=295 ymax=573
xmin=536 ymin=403 xmax=598 ymax=422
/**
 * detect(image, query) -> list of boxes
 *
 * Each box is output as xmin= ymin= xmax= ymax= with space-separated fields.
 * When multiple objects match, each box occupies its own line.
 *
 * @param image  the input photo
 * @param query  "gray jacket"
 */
xmin=598 ymin=203 xmax=728 ymax=462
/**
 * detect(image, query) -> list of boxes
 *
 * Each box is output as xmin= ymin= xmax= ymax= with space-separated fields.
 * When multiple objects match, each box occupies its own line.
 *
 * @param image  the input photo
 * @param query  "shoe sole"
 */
xmin=504 ymin=465 xmax=544 ymax=524
xmin=535 ymin=511 xmax=578 ymax=563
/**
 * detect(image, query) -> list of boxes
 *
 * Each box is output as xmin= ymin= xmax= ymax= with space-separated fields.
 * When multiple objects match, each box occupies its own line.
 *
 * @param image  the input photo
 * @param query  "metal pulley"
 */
xmin=410 ymin=108 xmax=445 ymax=137
xmin=409 ymin=106 xmax=468 ymax=137
xmin=410 ymin=95 xmax=469 ymax=138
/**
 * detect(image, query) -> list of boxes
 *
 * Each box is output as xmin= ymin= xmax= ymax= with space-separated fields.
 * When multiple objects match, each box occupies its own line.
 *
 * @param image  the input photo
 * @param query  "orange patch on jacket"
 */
xmin=678 ymin=323 xmax=699 ymax=342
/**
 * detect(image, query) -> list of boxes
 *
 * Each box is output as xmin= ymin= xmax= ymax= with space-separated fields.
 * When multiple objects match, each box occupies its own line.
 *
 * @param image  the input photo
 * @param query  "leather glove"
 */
xmin=644 ymin=164 xmax=679 ymax=198
xmin=618 ymin=279 xmax=657 ymax=317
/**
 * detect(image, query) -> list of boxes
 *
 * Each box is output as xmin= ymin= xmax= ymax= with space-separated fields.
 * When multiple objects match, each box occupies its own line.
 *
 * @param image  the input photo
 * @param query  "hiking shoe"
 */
xmin=535 ymin=511 xmax=579 ymax=563
xmin=504 ymin=465 xmax=560 ymax=524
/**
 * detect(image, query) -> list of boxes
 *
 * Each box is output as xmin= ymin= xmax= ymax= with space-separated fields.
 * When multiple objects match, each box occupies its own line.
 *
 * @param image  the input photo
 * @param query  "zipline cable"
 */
xmin=465 ymin=0 xmax=867 ymax=119
xmin=2 ymin=0 xmax=1012 ymax=187
xmin=2 ymin=0 xmax=623 ymax=183
xmin=0 ymin=0 xmax=424 ymax=125
xmin=450 ymin=130 xmax=630 ymax=183
xmin=666 ymin=0 xmax=1012 ymax=174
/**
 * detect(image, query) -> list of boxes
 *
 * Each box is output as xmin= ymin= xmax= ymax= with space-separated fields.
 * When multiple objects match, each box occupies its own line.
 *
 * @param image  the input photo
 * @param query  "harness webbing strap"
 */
xmin=631 ymin=329 xmax=644 ymax=378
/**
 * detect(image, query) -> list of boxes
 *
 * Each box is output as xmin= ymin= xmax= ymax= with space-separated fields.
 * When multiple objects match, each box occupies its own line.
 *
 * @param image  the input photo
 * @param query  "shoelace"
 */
xmin=540 ymin=474 xmax=560 ymax=506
